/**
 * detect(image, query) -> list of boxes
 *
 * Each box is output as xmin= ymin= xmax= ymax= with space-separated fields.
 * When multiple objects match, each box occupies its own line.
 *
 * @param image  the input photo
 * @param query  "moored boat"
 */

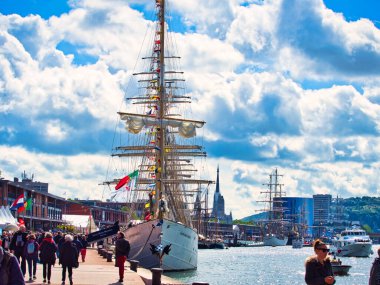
xmin=103 ymin=0 xmax=212 ymax=271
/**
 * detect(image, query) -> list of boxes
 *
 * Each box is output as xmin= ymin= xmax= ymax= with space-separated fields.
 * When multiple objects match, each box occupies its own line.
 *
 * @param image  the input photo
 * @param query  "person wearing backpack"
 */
xmin=23 ymin=234 xmax=39 ymax=281
xmin=9 ymin=225 xmax=28 ymax=277
xmin=0 ymin=245 xmax=25 ymax=284
xmin=39 ymin=232 xmax=57 ymax=284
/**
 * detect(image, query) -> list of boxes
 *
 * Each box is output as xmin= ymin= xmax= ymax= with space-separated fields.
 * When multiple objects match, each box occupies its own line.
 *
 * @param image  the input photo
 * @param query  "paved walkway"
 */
xmin=23 ymin=248 xmax=185 ymax=285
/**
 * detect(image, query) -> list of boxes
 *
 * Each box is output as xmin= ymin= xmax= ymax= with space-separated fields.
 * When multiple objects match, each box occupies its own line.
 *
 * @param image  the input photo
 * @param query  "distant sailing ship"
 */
xmin=102 ymin=0 xmax=213 ymax=270
xmin=258 ymin=169 xmax=288 ymax=246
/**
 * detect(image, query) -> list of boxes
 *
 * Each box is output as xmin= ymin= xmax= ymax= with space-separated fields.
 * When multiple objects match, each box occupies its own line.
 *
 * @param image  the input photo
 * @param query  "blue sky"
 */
xmin=1 ymin=0 xmax=380 ymax=219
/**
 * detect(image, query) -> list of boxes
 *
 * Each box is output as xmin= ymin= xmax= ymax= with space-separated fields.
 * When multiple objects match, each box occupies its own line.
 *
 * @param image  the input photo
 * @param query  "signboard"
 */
xmin=87 ymin=221 xmax=120 ymax=243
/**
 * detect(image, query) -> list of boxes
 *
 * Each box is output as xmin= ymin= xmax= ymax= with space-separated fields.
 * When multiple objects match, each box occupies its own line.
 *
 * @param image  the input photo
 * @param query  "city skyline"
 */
xmin=1 ymin=0 xmax=380 ymax=219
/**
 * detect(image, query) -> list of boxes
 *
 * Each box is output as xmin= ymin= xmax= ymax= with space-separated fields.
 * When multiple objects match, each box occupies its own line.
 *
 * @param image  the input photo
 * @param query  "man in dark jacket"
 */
xmin=115 ymin=231 xmax=130 ymax=283
xmin=0 ymin=246 xmax=25 ymax=285
xmin=9 ymin=225 xmax=28 ymax=276
xmin=369 ymin=247 xmax=380 ymax=285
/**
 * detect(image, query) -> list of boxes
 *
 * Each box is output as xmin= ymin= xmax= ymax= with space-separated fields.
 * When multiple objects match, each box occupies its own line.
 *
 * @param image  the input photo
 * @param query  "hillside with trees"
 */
xmin=341 ymin=196 xmax=380 ymax=232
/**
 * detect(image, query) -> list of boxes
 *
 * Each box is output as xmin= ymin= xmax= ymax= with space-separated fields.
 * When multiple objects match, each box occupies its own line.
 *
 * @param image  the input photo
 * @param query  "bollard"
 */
xmin=151 ymin=268 xmax=163 ymax=285
xmin=129 ymin=260 xmax=139 ymax=272
xmin=106 ymin=252 xmax=113 ymax=262
xmin=102 ymin=249 xmax=107 ymax=258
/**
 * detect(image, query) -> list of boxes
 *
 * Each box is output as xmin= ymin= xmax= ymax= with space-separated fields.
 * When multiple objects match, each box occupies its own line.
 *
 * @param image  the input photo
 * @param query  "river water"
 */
xmin=166 ymin=244 xmax=379 ymax=285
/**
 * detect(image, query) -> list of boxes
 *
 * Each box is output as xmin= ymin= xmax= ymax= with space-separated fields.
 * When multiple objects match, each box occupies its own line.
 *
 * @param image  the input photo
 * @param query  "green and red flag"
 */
xmin=115 ymin=170 xmax=139 ymax=190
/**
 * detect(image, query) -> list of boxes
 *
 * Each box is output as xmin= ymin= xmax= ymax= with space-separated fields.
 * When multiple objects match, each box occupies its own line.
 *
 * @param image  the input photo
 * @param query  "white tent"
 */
xmin=0 ymin=206 xmax=19 ymax=231
xmin=62 ymin=214 xmax=98 ymax=234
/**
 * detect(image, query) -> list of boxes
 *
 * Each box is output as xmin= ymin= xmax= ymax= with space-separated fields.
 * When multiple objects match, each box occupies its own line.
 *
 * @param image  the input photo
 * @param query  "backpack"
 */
xmin=16 ymin=235 xmax=24 ymax=247
xmin=27 ymin=242 xmax=35 ymax=255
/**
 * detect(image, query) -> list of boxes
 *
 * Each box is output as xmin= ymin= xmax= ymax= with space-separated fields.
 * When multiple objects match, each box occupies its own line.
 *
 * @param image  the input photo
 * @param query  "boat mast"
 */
xmin=157 ymin=0 xmax=165 ymax=202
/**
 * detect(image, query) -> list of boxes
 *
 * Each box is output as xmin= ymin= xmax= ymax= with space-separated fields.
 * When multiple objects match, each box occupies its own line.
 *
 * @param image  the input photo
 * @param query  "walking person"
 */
xmin=59 ymin=234 xmax=78 ymax=285
xmin=72 ymin=235 xmax=83 ymax=260
xmin=305 ymin=239 xmax=335 ymax=285
xmin=79 ymin=235 xmax=88 ymax=262
xmin=115 ymin=231 xmax=130 ymax=283
xmin=0 ymin=246 xmax=25 ymax=285
xmin=9 ymin=225 xmax=28 ymax=277
xmin=369 ymin=247 xmax=380 ymax=285
xmin=24 ymin=234 xmax=39 ymax=281
xmin=39 ymin=232 xmax=57 ymax=284
xmin=54 ymin=231 xmax=64 ymax=258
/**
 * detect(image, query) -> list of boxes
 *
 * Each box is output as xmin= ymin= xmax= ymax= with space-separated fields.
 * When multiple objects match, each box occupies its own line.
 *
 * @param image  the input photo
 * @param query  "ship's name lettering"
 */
xmin=180 ymin=232 xmax=191 ymax=239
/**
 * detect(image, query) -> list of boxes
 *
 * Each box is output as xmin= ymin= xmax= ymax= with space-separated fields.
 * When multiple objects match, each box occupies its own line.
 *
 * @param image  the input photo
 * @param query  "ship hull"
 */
xmin=334 ymin=242 xmax=372 ymax=257
xmin=124 ymin=219 xmax=198 ymax=271
xmin=263 ymin=235 xmax=288 ymax=246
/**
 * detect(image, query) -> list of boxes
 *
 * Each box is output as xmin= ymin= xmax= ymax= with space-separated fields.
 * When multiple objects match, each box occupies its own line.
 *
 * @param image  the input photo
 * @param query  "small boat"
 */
xmin=292 ymin=238 xmax=303 ymax=249
xmin=331 ymin=257 xmax=351 ymax=276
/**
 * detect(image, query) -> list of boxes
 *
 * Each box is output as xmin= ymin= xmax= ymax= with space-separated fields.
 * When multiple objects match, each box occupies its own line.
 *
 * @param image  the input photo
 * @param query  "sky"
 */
xmin=1 ymin=0 xmax=380 ymax=219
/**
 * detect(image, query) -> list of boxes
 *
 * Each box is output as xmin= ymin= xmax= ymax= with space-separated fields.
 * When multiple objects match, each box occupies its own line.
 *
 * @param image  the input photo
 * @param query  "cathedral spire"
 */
xmin=216 ymin=164 xmax=220 ymax=193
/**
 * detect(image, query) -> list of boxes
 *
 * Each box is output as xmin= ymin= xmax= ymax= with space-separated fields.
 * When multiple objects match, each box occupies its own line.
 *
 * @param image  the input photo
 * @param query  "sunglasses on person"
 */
xmin=317 ymin=248 xmax=329 ymax=253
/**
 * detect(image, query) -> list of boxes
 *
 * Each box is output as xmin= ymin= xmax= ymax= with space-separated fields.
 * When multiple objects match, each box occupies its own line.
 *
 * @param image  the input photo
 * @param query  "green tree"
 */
xmin=362 ymin=224 xmax=372 ymax=233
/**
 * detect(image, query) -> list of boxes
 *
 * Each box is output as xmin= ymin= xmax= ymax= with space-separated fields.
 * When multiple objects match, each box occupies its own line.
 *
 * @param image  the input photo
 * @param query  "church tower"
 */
xmin=211 ymin=165 xmax=230 ymax=222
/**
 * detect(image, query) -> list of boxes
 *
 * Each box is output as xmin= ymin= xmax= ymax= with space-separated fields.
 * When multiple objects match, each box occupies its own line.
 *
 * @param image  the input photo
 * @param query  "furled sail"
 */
xmin=119 ymin=113 xmax=205 ymax=138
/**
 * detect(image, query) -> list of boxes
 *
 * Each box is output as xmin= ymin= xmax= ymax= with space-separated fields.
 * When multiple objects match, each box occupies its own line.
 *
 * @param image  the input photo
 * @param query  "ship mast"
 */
xmin=103 ymin=0 xmax=214 ymax=227
xmin=157 ymin=0 xmax=166 ymax=203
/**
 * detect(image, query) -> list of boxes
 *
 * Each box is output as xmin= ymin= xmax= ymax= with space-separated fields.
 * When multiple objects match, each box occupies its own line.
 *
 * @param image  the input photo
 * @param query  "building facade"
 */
xmin=0 ymin=175 xmax=128 ymax=231
xmin=313 ymin=194 xmax=332 ymax=237
xmin=276 ymin=197 xmax=314 ymax=236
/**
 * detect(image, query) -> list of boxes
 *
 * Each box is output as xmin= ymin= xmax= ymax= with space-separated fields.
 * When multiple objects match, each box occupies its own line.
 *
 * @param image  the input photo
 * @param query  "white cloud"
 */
xmin=1 ymin=0 xmax=380 ymax=220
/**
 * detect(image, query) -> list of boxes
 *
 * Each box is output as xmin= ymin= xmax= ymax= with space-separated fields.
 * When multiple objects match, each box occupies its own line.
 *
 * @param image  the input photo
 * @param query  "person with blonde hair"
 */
xmin=305 ymin=239 xmax=335 ymax=285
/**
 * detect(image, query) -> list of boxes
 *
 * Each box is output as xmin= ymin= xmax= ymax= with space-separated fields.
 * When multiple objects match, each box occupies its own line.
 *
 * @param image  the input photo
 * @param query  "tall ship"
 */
xmin=103 ymin=0 xmax=213 ymax=270
xmin=331 ymin=227 xmax=373 ymax=257
xmin=258 ymin=168 xmax=288 ymax=246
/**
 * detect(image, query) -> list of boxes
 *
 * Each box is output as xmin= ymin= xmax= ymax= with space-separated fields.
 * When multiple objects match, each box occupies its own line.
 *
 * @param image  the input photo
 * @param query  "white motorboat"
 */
xmin=331 ymin=227 xmax=373 ymax=257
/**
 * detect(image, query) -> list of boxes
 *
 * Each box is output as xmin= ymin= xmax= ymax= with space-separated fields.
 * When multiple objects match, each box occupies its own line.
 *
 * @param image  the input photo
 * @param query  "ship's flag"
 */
xmin=10 ymin=194 xmax=25 ymax=211
xmin=115 ymin=170 xmax=139 ymax=190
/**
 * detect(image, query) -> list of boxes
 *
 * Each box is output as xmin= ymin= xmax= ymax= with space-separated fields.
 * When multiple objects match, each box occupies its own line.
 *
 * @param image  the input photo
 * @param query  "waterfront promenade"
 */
xmin=25 ymin=248 xmax=185 ymax=285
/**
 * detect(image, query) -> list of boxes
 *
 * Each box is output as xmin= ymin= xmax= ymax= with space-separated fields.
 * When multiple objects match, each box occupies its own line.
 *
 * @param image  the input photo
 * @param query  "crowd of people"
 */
xmin=0 ymin=225 xmax=89 ymax=285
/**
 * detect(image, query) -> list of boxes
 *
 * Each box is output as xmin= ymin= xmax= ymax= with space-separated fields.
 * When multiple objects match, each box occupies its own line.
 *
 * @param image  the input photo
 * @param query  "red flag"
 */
xmin=18 ymin=217 xmax=25 ymax=226
xmin=115 ymin=176 xmax=131 ymax=190
xmin=115 ymin=170 xmax=139 ymax=190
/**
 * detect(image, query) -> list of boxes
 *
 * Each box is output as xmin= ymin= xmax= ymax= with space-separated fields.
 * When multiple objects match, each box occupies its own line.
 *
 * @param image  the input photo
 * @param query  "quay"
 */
xmin=24 ymin=248 xmax=196 ymax=285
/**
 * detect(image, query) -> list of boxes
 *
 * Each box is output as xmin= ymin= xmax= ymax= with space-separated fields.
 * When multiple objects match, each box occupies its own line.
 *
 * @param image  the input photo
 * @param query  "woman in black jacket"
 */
xmin=305 ymin=239 xmax=335 ymax=285
xmin=39 ymin=232 xmax=57 ymax=284
xmin=59 ymin=235 xmax=78 ymax=285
